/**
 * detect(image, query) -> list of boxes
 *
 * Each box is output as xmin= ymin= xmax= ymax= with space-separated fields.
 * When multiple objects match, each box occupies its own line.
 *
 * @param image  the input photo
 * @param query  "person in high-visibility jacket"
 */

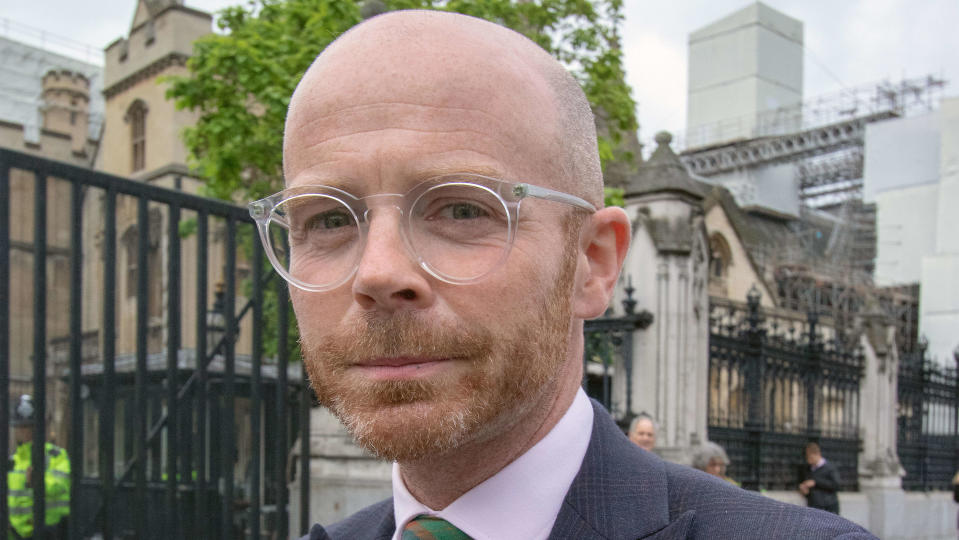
xmin=7 ymin=395 xmax=69 ymax=540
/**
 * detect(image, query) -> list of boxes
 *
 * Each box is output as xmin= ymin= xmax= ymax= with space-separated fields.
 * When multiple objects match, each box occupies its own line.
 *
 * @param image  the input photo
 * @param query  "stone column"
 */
xmin=620 ymin=132 xmax=710 ymax=464
xmin=856 ymin=299 xmax=907 ymax=538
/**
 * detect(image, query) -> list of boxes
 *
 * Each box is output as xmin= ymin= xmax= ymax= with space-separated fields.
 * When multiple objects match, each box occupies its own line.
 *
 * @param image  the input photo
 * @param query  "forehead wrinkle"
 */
xmin=285 ymin=106 xmax=530 ymax=184
xmin=410 ymin=164 xmax=506 ymax=180
xmin=300 ymin=125 xmax=500 ymax=142
xmin=287 ymin=147 xmax=509 ymax=192
xmin=287 ymin=101 xmax=520 ymax=150
xmin=285 ymin=124 xmax=513 ymax=172
xmin=293 ymin=101 xmax=508 ymax=128
xmin=289 ymin=108 xmax=550 ymax=163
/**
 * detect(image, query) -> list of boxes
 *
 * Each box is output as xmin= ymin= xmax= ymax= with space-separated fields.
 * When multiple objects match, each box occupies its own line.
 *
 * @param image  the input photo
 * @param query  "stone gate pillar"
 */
xmin=619 ymin=132 xmax=710 ymax=464
xmin=857 ymin=299 xmax=907 ymax=537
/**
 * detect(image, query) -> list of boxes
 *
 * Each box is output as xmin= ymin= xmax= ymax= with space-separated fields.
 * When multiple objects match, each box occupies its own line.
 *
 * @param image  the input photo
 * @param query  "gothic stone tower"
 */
xmin=86 ymin=0 xmax=215 ymax=356
xmin=41 ymin=69 xmax=93 ymax=156
xmin=97 ymin=0 xmax=210 ymax=182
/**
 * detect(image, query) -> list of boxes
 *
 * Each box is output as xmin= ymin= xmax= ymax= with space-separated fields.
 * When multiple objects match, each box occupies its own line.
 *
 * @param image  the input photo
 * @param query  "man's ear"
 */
xmin=572 ymin=206 xmax=631 ymax=319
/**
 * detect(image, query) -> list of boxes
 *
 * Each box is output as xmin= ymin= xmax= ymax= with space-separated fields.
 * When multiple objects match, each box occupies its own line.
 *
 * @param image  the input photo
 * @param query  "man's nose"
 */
xmin=351 ymin=207 xmax=435 ymax=311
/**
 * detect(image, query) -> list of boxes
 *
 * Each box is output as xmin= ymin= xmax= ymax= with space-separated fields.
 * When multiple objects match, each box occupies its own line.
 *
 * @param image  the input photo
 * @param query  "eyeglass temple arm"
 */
xmin=519 ymin=184 xmax=596 ymax=212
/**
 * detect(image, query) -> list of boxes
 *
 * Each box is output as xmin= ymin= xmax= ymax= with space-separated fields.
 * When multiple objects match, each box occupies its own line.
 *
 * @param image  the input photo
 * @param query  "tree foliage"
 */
xmin=166 ymin=0 xmax=638 ymax=203
xmin=166 ymin=0 xmax=363 ymax=201
xmin=603 ymin=186 xmax=624 ymax=208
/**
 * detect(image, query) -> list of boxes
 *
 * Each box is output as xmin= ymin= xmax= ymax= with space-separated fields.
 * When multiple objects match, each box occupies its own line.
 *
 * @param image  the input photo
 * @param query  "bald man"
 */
xmin=252 ymin=9 xmax=877 ymax=539
xmin=628 ymin=414 xmax=657 ymax=452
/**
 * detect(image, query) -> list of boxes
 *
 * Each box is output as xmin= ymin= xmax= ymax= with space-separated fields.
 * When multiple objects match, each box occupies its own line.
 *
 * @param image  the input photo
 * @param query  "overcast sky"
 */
xmin=3 ymin=0 xmax=957 ymax=153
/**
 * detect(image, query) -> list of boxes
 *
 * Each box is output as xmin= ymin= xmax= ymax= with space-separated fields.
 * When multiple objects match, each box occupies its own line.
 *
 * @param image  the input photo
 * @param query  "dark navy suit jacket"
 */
xmin=804 ymin=459 xmax=841 ymax=513
xmin=305 ymin=400 xmax=877 ymax=539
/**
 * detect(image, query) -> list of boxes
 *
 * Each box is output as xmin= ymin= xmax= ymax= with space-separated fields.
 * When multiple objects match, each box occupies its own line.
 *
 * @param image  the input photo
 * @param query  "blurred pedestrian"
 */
xmin=7 ymin=395 xmax=70 ymax=539
xmin=627 ymin=413 xmax=657 ymax=452
xmin=799 ymin=442 xmax=840 ymax=514
xmin=952 ymin=470 xmax=959 ymax=531
xmin=692 ymin=442 xmax=739 ymax=486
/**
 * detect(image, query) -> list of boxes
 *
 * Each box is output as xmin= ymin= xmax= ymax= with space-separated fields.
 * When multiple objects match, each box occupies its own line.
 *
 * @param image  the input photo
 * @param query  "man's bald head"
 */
xmin=284 ymin=10 xmax=603 ymax=206
xmin=629 ymin=414 xmax=657 ymax=452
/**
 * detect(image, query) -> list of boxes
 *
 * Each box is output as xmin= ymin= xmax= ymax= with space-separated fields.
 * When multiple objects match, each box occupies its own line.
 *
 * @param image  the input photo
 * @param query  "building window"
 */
xmin=708 ymin=233 xmax=732 ymax=298
xmin=128 ymin=101 xmax=147 ymax=172
xmin=122 ymin=226 xmax=139 ymax=299
xmin=709 ymin=233 xmax=731 ymax=280
xmin=145 ymin=20 xmax=156 ymax=46
xmin=121 ymin=208 xmax=162 ymax=311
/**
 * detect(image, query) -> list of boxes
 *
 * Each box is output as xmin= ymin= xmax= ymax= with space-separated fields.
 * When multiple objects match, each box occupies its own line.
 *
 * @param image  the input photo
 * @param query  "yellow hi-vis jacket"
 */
xmin=7 ymin=442 xmax=70 ymax=538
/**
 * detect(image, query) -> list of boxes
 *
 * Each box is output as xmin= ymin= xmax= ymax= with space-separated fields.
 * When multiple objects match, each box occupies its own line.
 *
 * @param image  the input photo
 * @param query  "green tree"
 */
xmin=166 ymin=0 xmax=638 ymax=204
xmin=603 ymin=186 xmax=625 ymax=208
xmin=166 ymin=0 xmax=363 ymax=202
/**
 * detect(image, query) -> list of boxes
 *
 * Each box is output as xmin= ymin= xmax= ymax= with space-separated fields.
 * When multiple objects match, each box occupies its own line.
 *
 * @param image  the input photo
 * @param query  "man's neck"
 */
xmin=398 ymin=361 xmax=581 ymax=510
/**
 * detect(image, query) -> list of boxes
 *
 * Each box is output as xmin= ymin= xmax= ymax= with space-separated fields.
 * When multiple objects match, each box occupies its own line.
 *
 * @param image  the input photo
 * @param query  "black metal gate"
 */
xmin=582 ymin=284 xmax=652 ymax=425
xmin=0 ymin=148 xmax=312 ymax=539
xmin=707 ymin=290 xmax=864 ymax=491
xmin=897 ymin=345 xmax=959 ymax=491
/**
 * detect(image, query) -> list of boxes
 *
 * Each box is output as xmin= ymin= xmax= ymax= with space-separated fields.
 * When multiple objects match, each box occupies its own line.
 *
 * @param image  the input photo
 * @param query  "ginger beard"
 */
xmin=300 ymin=229 xmax=580 ymax=462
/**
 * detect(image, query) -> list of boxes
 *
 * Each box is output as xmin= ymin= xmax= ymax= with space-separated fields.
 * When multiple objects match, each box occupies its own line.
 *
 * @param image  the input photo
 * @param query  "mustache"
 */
xmin=303 ymin=312 xmax=494 ymax=368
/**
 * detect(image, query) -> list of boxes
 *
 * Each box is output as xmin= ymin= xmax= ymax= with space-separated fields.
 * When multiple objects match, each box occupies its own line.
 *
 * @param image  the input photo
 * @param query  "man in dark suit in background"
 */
xmin=800 ymin=442 xmax=842 ymax=514
xmin=263 ymin=9 xmax=877 ymax=539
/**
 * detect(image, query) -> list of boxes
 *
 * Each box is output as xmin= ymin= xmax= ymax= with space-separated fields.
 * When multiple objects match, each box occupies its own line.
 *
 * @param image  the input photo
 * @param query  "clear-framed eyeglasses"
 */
xmin=248 ymin=173 xmax=596 ymax=292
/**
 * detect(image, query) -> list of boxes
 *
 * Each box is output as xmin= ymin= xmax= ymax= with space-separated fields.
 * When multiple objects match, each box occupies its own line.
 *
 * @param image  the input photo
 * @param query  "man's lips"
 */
xmin=357 ymin=356 xmax=445 ymax=367
xmin=352 ymin=357 xmax=454 ymax=379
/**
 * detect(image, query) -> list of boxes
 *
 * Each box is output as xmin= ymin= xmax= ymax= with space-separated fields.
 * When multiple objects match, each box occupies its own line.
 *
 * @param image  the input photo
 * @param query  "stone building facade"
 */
xmin=85 ymin=0 xmax=222 ymax=359
xmin=0 ymin=37 xmax=103 ymax=417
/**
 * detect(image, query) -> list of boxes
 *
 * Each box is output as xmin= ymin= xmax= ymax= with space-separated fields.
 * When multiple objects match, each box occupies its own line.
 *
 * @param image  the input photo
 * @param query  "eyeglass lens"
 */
xmin=265 ymin=183 xmax=512 ymax=287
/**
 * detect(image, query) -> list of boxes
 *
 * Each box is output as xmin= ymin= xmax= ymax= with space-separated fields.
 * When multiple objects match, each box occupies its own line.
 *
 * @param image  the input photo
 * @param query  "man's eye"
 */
xmin=306 ymin=210 xmax=355 ymax=230
xmin=444 ymin=202 xmax=488 ymax=220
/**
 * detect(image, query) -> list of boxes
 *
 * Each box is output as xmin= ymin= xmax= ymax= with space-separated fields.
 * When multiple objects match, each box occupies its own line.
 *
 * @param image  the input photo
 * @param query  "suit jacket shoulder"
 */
xmin=304 ymin=400 xmax=876 ymax=540
xmin=303 ymin=497 xmax=394 ymax=540
xmin=809 ymin=460 xmax=841 ymax=488
xmin=549 ymin=400 xmax=877 ymax=539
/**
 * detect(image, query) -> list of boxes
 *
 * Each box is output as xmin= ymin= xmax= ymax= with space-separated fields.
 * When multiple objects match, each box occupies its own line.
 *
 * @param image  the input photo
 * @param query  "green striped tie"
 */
xmin=402 ymin=515 xmax=472 ymax=540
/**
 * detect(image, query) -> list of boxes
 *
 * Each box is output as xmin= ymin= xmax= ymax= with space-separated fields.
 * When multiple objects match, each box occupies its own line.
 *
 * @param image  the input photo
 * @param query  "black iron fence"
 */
xmin=897 ymin=346 xmax=959 ymax=491
xmin=707 ymin=290 xmax=864 ymax=491
xmin=0 ymin=148 xmax=311 ymax=539
xmin=582 ymin=283 xmax=652 ymax=425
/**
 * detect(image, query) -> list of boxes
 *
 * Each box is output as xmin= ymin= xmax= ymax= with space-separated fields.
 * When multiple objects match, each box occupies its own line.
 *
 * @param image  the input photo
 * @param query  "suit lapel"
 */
xmin=548 ymin=400 xmax=696 ymax=540
xmin=641 ymin=511 xmax=696 ymax=539
xmin=311 ymin=498 xmax=396 ymax=540
xmin=371 ymin=506 xmax=396 ymax=540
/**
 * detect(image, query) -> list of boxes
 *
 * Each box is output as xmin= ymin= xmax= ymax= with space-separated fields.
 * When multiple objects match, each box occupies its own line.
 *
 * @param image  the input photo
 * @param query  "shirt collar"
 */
xmin=812 ymin=457 xmax=826 ymax=470
xmin=391 ymin=388 xmax=594 ymax=540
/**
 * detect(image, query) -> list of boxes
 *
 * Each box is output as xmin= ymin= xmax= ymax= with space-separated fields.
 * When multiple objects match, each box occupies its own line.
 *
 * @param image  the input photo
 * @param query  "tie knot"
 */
xmin=402 ymin=515 xmax=472 ymax=540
